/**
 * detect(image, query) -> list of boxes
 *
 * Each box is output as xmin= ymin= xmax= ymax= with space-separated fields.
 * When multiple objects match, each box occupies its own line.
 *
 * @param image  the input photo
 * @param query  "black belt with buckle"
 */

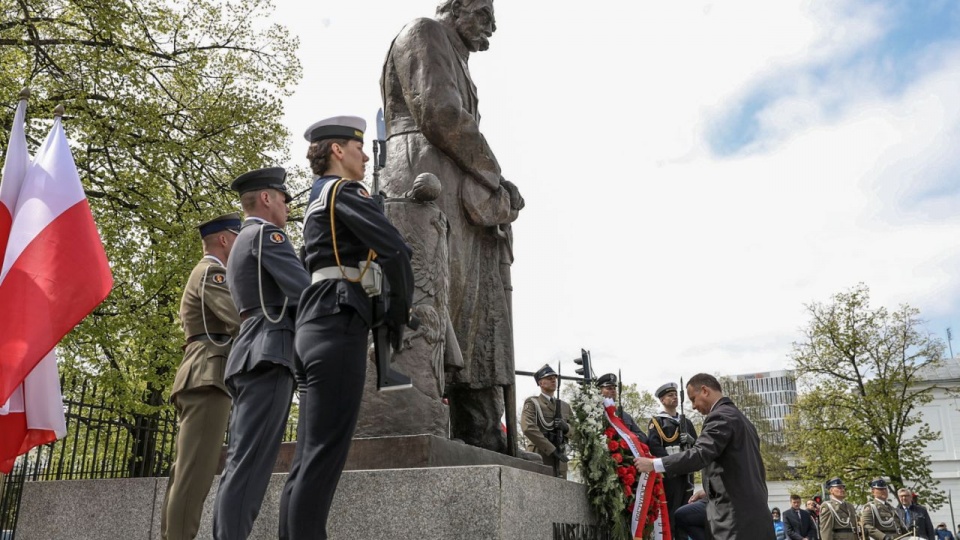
xmin=185 ymin=334 xmax=231 ymax=345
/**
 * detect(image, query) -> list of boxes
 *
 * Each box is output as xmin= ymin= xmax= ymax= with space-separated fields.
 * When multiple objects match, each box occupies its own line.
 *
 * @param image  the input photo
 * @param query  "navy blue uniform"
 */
xmin=280 ymin=176 xmax=412 ymax=540
xmin=213 ymin=217 xmax=309 ymax=540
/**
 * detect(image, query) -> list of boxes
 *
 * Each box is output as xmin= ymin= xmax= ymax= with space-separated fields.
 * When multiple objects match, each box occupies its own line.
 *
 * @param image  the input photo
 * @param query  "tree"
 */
xmin=785 ymin=284 xmax=945 ymax=508
xmin=1 ymin=0 xmax=300 ymax=474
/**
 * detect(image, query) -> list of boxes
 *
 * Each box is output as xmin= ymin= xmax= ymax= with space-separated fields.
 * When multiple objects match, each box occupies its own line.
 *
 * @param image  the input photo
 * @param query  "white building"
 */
xmin=912 ymin=360 xmax=960 ymax=530
xmin=733 ymin=369 xmax=798 ymax=434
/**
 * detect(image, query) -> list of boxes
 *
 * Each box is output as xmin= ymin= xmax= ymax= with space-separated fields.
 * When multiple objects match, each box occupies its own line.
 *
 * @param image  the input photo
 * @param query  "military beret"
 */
xmin=870 ymin=478 xmax=888 ymax=489
xmin=595 ymin=373 xmax=617 ymax=388
xmin=656 ymin=382 xmax=678 ymax=399
xmin=197 ymin=212 xmax=241 ymax=238
xmin=534 ymin=364 xmax=557 ymax=383
xmin=230 ymin=167 xmax=292 ymax=203
xmin=303 ymin=115 xmax=366 ymax=143
xmin=825 ymin=477 xmax=845 ymax=488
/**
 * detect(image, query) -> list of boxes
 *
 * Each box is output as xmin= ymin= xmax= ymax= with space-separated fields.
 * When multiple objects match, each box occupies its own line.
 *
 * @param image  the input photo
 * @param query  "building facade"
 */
xmin=733 ymin=369 xmax=798 ymax=433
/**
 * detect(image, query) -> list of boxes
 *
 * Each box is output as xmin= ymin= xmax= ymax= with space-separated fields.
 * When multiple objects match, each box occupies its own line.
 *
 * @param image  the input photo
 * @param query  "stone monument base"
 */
xmin=260 ymin=434 xmax=551 ymax=476
xmin=16 ymin=466 xmax=602 ymax=540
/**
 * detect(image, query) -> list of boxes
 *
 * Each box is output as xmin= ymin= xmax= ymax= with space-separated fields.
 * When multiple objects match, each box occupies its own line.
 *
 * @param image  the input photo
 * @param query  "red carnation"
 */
xmin=605 ymin=427 xmax=617 ymax=438
xmin=625 ymin=474 xmax=636 ymax=486
xmin=612 ymin=453 xmax=623 ymax=464
xmin=624 ymin=485 xmax=633 ymax=498
xmin=619 ymin=439 xmax=629 ymax=450
xmin=607 ymin=440 xmax=620 ymax=452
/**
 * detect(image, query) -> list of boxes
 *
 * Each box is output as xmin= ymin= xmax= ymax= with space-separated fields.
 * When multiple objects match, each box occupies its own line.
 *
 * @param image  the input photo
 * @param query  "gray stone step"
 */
xmin=16 ymin=465 xmax=601 ymax=540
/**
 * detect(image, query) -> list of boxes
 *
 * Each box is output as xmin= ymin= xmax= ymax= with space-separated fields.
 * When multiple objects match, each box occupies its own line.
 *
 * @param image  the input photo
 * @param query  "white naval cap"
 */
xmin=303 ymin=115 xmax=366 ymax=143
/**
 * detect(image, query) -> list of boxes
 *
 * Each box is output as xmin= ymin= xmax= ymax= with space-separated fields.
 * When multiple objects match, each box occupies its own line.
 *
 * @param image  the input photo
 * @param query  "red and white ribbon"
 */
xmin=603 ymin=398 xmax=671 ymax=540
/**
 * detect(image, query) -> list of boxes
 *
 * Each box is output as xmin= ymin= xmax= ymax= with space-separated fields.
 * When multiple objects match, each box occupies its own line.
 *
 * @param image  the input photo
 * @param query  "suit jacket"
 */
xmin=225 ymin=218 xmax=310 ymax=381
xmin=171 ymin=256 xmax=240 ymax=400
xmin=661 ymin=397 xmax=775 ymax=540
xmin=784 ymin=507 xmax=818 ymax=540
xmin=898 ymin=503 xmax=935 ymax=540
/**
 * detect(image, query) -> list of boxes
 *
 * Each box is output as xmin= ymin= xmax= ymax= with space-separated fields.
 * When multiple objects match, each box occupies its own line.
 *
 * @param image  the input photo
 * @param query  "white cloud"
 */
xmin=271 ymin=0 xmax=960 ymax=396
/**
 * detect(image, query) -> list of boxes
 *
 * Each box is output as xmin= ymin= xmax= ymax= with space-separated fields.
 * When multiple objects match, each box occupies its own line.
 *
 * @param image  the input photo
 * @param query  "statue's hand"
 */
xmin=501 ymin=178 xmax=525 ymax=211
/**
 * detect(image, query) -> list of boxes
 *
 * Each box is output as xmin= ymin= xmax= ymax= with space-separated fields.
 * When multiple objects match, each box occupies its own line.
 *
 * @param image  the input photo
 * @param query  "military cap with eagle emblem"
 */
xmin=197 ymin=212 xmax=241 ymax=238
xmin=303 ymin=116 xmax=366 ymax=143
xmin=656 ymin=382 xmax=678 ymax=399
xmin=595 ymin=373 xmax=618 ymax=388
xmin=230 ymin=167 xmax=292 ymax=203
xmin=533 ymin=364 xmax=557 ymax=383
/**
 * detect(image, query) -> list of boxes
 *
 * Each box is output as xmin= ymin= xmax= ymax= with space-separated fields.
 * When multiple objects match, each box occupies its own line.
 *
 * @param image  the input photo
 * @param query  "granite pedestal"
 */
xmin=16 ymin=465 xmax=601 ymax=539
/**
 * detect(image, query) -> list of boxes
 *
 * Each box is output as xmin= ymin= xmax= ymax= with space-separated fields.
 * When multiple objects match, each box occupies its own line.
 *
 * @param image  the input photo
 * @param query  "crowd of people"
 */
xmin=520 ymin=367 xmax=955 ymax=540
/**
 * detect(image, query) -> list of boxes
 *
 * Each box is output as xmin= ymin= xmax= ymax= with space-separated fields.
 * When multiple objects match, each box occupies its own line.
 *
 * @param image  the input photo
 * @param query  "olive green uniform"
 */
xmin=521 ymin=394 xmax=573 ymax=476
xmin=861 ymin=499 xmax=907 ymax=540
xmin=819 ymin=498 xmax=860 ymax=540
xmin=161 ymin=256 xmax=240 ymax=540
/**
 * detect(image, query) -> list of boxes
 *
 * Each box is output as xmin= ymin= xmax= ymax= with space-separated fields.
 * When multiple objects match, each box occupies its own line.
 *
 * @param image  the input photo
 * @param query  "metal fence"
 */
xmin=0 ymin=375 xmax=298 ymax=538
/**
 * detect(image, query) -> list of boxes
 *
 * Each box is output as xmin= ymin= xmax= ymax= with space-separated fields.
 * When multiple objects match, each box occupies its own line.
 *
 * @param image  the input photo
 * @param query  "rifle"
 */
xmin=617 ymin=369 xmax=623 ymax=419
xmin=370 ymin=108 xmax=416 ymax=391
xmin=679 ymin=376 xmax=686 ymax=447
xmin=546 ymin=363 xmax=568 ymax=477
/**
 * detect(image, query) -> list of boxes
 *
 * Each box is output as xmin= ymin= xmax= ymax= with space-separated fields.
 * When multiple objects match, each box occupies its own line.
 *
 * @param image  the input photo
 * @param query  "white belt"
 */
xmin=311 ymin=266 xmax=360 ymax=283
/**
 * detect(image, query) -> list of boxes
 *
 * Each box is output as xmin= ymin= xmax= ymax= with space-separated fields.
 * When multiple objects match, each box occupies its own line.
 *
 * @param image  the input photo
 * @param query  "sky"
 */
xmin=270 ymin=0 xmax=960 ymax=398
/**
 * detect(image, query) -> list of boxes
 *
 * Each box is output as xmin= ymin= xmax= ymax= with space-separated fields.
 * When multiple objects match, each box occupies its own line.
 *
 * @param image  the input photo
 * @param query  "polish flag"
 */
xmin=0 ymin=111 xmax=112 ymax=429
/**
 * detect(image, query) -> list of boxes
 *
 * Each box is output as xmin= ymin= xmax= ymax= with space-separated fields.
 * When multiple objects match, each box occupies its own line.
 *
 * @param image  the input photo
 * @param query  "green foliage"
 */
xmin=0 ymin=0 xmax=301 ymax=415
xmin=785 ymin=284 xmax=945 ymax=508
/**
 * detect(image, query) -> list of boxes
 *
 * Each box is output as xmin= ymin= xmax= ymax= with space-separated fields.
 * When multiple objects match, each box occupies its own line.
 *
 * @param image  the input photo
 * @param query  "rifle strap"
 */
xmin=649 ymin=416 xmax=680 ymax=443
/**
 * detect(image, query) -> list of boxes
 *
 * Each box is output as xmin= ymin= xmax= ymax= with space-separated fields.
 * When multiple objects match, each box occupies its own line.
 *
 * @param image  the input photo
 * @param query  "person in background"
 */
xmin=784 ymin=493 xmax=819 ymax=540
xmin=773 ymin=507 xmax=787 ymax=540
xmin=896 ymin=488 xmax=934 ymax=540
xmin=935 ymin=523 xmax=955 ymax=540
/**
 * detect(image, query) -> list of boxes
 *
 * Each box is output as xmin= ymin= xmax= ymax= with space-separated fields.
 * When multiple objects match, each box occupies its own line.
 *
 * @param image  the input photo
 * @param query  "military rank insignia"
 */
xmin=212 ymin=274 xmax=226 ymax=284
xmin=270 ymin=232 xmax=286 ymax=244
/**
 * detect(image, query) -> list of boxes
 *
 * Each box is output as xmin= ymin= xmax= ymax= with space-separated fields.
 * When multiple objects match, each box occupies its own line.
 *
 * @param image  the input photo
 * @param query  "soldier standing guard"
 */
xmin=278 ymin=116 xmax=414 ymax=540
xmin=161 ymin=213 xmax=241 ymax=540
xmin=647 ymin=382 xmax=698 ymax=537
xmin=861 ymin=478 xmax=907 ymax=540
xmin=212 ymin=168 xmax=310 ymax=540
xmin=520 ymin=364 xmax=572 ymax=477
xmin=819 ymin=477 xmax=860 ymax=540
xmin=595 ymin=373 xmax=646 ymax=441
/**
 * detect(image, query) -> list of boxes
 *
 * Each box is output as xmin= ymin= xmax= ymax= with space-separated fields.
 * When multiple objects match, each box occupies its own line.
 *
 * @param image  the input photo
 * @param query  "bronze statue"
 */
xmin=380 ymin=0 xmax=523 ymax=452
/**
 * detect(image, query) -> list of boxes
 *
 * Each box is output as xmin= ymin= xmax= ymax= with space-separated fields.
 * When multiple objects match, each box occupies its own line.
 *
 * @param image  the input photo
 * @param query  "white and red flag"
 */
xmin=0 ymin=102 xmax=113 ymax=471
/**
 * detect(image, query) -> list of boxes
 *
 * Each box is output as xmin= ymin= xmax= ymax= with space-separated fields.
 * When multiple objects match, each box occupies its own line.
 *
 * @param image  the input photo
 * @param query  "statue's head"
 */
xmin=436 ymin=0 xmax=496 ymax=53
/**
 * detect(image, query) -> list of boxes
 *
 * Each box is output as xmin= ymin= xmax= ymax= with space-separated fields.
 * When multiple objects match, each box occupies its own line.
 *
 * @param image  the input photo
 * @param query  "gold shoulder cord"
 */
xmin=329 ymin=178 xmax=375 ymax=281
xmin=649 ymin=416 xmax=680 ymax=443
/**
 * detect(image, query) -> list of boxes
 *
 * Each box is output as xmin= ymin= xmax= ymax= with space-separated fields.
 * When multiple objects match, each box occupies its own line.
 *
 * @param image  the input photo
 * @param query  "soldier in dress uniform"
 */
xmin=861 ymin=478 xmax=907 ymax=540
xmin=595 ymin=373 xmax=646 ymax=441
xmin=819 ymin=477 xmax=860 ymax=540
xmin=647 ymin=381 xmax=698 ymax=538
xmin=521 ymin=364 xmax=573 ymax=477
xmin=278 ymin=116 xmax=414 ymax=540
xmin=212 ymin=167 xmax=310 ymax=540
xmin=161 ymin=213 xmax=241 ymax=540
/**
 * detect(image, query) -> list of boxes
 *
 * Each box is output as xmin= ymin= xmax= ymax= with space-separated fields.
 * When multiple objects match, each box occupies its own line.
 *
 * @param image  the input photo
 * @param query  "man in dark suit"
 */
xmin=897 ymin=487 xmax=935 ymax=539
xmin=784 ymin=493 xmax=819 ymax=540
xmin=212 ymin=167 xmax=311 ymax=540
xmin=635 ymin=373 xmax=775 ymax=540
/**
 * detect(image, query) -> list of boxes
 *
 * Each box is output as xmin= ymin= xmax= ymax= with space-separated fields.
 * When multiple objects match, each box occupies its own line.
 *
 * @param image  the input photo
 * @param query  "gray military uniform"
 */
xmin=861 ymin=499 xmax=907 ymax=540
xmin=819 ymin=499 xmax=860 ymax=540
xmin=212 ymin=217 xmax=310 ymax=540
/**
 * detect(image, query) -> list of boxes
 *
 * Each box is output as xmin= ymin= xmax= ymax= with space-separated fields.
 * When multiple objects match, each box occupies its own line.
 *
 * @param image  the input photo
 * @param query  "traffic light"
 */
xmin=575 ymin=348 xmax=594 ymax=384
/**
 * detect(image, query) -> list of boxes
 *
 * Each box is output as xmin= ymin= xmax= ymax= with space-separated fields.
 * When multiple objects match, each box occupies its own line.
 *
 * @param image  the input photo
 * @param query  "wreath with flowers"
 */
xmin=570 ymin=384 xmax=669 ymax=540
